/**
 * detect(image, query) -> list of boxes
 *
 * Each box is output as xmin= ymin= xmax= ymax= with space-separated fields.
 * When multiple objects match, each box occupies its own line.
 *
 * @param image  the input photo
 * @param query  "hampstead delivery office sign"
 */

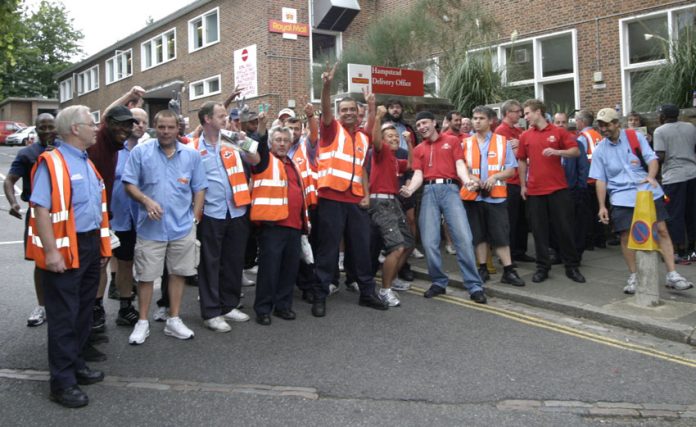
xmin=347 ymin=64 xmax=424 ymax=97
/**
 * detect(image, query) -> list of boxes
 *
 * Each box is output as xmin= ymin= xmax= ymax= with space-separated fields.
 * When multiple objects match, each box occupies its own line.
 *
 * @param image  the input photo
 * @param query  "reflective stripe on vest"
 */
xmin=460 ymin=133 xmax=507 ymax=201
xmin=193 ymin=137 xmax=251 ymax=206
xmin=317 ymin=123 xmax=367 ymax=196
xmin=293 ymin=142 xmax=318 ymax=207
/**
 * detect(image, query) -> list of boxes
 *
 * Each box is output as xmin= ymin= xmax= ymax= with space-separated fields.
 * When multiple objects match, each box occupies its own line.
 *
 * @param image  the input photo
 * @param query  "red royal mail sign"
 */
xmin=371 ymin=66 xmax=424 ymax=97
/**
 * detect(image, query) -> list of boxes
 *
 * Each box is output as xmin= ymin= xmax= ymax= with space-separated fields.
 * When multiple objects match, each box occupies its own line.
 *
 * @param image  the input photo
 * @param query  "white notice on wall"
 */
xmin=234 ymin=44 xmax=258 ymax=98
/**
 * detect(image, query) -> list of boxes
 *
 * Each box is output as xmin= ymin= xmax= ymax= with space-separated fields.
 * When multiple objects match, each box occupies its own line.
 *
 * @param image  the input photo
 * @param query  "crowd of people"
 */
xmin=5 ymin=63 xmax=696 ymax=407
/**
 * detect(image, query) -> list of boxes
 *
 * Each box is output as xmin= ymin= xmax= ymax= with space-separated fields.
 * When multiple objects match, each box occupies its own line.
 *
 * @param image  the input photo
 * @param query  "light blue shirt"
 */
xmin=198 ymin=134 xmax=247 ymax=220
xmin=31 ymin=141 xmax=103 ymax=233
xmin=111 ymin=141 xmax=138 ymax=231
xmin=472 ymin=132 xmax=518 ymax=204
xmin=122 ymin=140 xmax=208 ymax=241
xmin=589 ymin=129 xmax=663 ymax=207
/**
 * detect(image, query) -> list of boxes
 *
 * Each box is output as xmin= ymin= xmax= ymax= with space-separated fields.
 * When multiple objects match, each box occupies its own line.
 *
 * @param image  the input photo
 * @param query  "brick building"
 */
xmin=55 ymin=0 xmax=695 ymax=126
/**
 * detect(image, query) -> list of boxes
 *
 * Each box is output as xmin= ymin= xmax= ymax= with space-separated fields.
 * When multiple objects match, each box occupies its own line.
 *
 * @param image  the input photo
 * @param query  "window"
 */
xmin=105 ymin=49 xmax=133 ymax=85
xmin=189 ymin=7 xmax=219 ymax=52
xmin=620 ymin=5 xmax=695 ymax=112
xmin=311 ymin=31 xmax=341 ymax=101
xmin=141 ymin=28 xmax=176 ymax=71
xmin=59 ymin=78 xmax=73 ymax=102
xmin=91 ymin=110 xmax=100 ymax=124
xmin=77 ymin=65 xmax=99 ymax=95
xmin=189 ymin=74 xmax=222 ymax=100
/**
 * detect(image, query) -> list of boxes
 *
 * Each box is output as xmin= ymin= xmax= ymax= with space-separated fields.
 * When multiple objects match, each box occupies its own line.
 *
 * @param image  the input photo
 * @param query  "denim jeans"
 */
xmin=418 ymin=183 xmax=483 ymax=294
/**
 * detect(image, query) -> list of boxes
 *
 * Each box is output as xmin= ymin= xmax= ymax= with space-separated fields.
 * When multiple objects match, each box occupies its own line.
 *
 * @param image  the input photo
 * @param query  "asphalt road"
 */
xmin=1 ymin=145 xmax=695 ymax=426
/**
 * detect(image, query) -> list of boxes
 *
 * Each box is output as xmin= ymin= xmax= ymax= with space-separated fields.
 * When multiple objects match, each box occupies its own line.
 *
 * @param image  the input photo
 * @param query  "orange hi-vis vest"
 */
xmin=317 ymin=122 xmax=368 ymax=197
xmin=250 ymin=154 xmax=310 ymax=232
xmin=292 ymin=141 xmax=318 ymax=207
xmin=580 ymin=128 xmax=602 ymax=161
xmin=193 ymin=137 xmax=251 ymax=207
xmin=460 ymin=133 xmax=508 ymax=201
xmin=26 ymin=149 xmax=112 ymax=269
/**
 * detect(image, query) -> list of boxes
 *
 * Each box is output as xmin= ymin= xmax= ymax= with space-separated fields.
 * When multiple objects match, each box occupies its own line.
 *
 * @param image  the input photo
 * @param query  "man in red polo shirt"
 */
xmin=442 ymin=110 xmax=466 ymax=143
xmin=517 ymin=99 xmax=585 ymax=283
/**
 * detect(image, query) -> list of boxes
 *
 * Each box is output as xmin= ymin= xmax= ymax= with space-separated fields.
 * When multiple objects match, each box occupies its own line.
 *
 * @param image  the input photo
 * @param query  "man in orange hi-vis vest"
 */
xmin=311 ymin=62 xmax=388 ymax=317
xmin=461 ymin=106 xmax=525 ymax=288
xmin=27 ymin=105 xmax=112 ymax=408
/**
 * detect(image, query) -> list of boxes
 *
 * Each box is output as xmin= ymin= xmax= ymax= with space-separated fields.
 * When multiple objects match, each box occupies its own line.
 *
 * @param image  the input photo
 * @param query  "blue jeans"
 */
xmin=418 ymin=183 xmax=483 ymax=294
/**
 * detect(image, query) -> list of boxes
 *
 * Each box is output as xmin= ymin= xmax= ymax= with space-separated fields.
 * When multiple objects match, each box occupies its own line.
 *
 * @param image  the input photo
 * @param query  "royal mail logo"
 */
xmin=200 ymin=149 xmax=208 ymax=156
xmin=548 ymin=135 xmax=556 ymax=143
xmin=177 ymin=177 xmax=190 ymax=185
xmin=442 ymin=143 xmax=451 ymax=149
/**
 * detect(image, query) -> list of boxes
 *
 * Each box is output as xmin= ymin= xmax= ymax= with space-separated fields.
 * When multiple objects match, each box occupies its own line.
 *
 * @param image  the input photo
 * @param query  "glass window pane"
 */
xmin=628 ymin=15 xmax=668 ymax=64
xmin=312 ymin=33 xmax=337 ymax=62
xmin=675 ymin=7 xmax=696 ymax=38
xmin=155 ymin=38 xmax=163 ymax=63
xmin=167 ymin=33 xmax=175 ymax=59
xmin=193 ymin=83 xmax=204 ymax=97
xmin=542 ymin=80 xmax=575 ymax=114
xmin=205 ymin=12 xmax=218 ymax=43
xmin=208 ymin=78 xmax=219 ymax=93
xmin=505 ymin=42 xmax=534 ymax=82
xmin=126 ymin=53 xmax=132 ymax=75
xmin=541 ymin=34 xmax=573 ymax=77
xmin=629 ymin=69 xmax=655 ymax=112
xmin=144 ymin=44 xmax=152 ymax=68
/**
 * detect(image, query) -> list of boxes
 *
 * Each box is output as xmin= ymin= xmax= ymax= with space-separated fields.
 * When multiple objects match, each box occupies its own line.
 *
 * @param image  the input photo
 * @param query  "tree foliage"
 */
xmin=0 ymin=0 xmax=83 ymax=100
xmin=0 ymin=0 xmax=25 ymax=96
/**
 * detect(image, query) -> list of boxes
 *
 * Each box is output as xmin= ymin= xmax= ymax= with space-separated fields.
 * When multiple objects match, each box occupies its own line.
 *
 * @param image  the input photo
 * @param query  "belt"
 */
xmin=424 ymin=178 xmax=458 ymax=185
xmin=76 ymin=229 xmax=99 ymax=237
xmin=369 ymin=193 xmax=395 ymax=200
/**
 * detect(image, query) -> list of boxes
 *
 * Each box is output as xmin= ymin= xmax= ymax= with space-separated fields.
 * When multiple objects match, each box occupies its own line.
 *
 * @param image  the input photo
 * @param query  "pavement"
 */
xmin=408 ymin=242 xmax=696 ymax=346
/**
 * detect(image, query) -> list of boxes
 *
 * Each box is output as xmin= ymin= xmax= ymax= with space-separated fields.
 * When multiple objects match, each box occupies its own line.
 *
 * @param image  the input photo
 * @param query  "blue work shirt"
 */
xmin=9 ymin=140 xmax=61 ymax=202
xmin=122 ymin=140 xmax=208 ymax=241
xmin=30 ymin=141 xmax=103 ymax=232
xmin=589 ymin=129 xmax=663 ymax=207
xmin=562 ymin=132 xmax=590 ymax=190
xmin=472 ymin=132 xmax=518 ymax=204
xmin=198 ymin=134 xmax=247 ymax=220
xmin=111 ymin=141 xmax=138 ymax=231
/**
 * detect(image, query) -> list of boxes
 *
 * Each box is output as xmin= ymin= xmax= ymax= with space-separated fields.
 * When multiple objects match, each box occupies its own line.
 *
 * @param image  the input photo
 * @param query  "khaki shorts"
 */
xmin=134 ymin=227 xmax=197 ymax=282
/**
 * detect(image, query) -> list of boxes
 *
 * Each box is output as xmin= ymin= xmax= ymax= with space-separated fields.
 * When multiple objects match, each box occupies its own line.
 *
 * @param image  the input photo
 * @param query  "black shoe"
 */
xmin=478 ymin=267 xmax=490 ymax=282
xmin=501 ymin=269 xmax=525 ymax=287
xmin=470 ymin=290 xmax=487 ymax=304
xmin=398 ymin=264 xmax=414 ymax=282
xmin=513 ymin=254 xmax=536 ymax=263
xmin=272 ymin=309 xmax=296 ymax=320
xmin=76 ymin=367 xmax=104 ymax=385
xmin=532 ymin=269 xmax=548 ymax=283
xmin=107 ymin=282 xmax=119 ymax=300
xmin=116 ymin=305 xmax=139 ymax=326
xmin=50 ymin=385 xmax=88 ymax=408
xmin=358 ymin=294 xmax=389 ymax=310
xmin=82 ymin=344 xmax=107 ymax=362
xmin=91 ymin=305 xmax=105 ymax=333
xmin=301 ymin=290 xmax=315 ymax=304
xmin=255 ymin=314 xmax=271 ymax=325
xmin=565 ymin=267 xmax=586 ymax=283
xmin=311 ymin=300 xmax=326 ymax=317
xmin=88 ymin=332 xmax=109 ymax=345
xmin=424 ymin=284 xmax=446 ymax=298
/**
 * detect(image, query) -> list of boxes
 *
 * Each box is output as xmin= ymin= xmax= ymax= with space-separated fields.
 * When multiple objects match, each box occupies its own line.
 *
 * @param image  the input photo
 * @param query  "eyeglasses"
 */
xmin=75 ymin=122 xmax=98 ymax=128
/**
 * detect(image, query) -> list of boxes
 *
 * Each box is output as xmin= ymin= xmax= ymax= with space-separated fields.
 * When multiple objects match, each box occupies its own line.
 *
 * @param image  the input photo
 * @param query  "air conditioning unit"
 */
xmin=313 ymin=0 xmax=361 ymax=32
xmin=513 ymin=49 xmax=530 ymax=64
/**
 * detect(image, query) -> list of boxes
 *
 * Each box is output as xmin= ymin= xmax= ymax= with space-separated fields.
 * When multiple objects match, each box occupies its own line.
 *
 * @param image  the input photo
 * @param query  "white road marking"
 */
xmin=0 ymin=241 xmax=23 ymax=245
xmin=0 ymin=173 xmax=21 ymax=195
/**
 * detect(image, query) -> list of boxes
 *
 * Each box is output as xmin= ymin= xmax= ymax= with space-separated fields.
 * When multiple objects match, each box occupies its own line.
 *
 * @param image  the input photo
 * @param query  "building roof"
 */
xmin=55 ymin=0 xmax=212 ymax=79
xmin=0 ymin=97 xmax=59 ymax=107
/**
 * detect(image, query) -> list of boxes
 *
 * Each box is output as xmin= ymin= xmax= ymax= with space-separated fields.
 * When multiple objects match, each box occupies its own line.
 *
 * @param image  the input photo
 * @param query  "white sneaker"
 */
xmin=411 ymin=248 xmax=425 ymax=259
xmin=445 ymin=244 xmax=456 ymax=255
xmin=223 ymin=308 xmax=250 ymax=322
xmin=129 ymin=320 xmax=150 ymax=345
xmin=623 ymin=273 xmax=637 ymax=295
xmin=329 ymin=283 xmax=340 ymax=296
xmin=338 ymin=252 xmax=345 ymax=272
xmin=244 ymin=265 xmax=258 ymax=274
xmin=204 ymin=316 xmax=231 ymax=333
xmin=378 ymin=251 xmax=386 ymax=264
xmin=391 ymin=278 xmax=411 ymax=291
xmin=242 ymin=273 xmax=256 ymax=287
xmin=345 ymin=282 xmax=359 ymax=293
xmin=27 ymin=306 xmax=46 ymax=327
xmin=666 ymin=271 xmax=694 ymax=291
xmin=164 ymin=316 xmax=194 ymax=340
xmin=379 ymin=288 xmax=401 ymax=307
xmin=153 ymin=306 xmax=169 ymax=322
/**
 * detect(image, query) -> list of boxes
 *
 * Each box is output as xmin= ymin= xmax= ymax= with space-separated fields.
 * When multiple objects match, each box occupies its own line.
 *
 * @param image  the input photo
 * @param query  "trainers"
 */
xmin=391 ymin=278 xmax=411 ymax=291
xmin=223 ymin=308 xmax=250 ymax=322
xmin=153 ymin=306 xmax=169 ymax=322
xmin=27 ymin=306 xmax=46 ymax=327
xmin=128 ymin=320 xmax=150 ymax=345
xmin=624 ymin=273 xmax=637 ymax=295
xmin=329 ymin=283 xmax=340 ymax=296
xmin=204 ymin=316 xmax=231 ymax=333
xmin=164 ymin=317 xmax=194 ymax=340
xmin=687 ymin=251 xmax=696 ymax=263
xmin=445 ymin=244 xmax=456 ymax=255
xmin=116 ymin=305 xmax=140 ymax=326
xmin=665 ymin=271 xmax=694 ymax=291
xmin=242 ymin=274 xmax=255 ymax=287
xmin=338 ymin=252 xmax=345 ymax=272
xmin=411 ymin=248 xmax=425 ymax=259
xmin=379 ymin=288 xmax=401 ymax=307
xmin=674 ymin=254 xmax=692 ymax=265
xmin=92 ymin=305 xmax=105 ymax=333
xmin=345 ymin=282 xmax=359 ymax=293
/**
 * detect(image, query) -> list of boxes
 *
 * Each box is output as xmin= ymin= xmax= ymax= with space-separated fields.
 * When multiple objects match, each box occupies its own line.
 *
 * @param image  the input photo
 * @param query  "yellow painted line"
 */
xmin=406 ymin=286 xmax=696 ymax=369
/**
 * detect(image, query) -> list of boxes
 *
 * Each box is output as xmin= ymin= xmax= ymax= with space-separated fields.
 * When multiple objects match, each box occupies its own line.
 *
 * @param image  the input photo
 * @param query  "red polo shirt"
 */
xmin=276 ymin=158 xmax=304 ymax=230
xmin=412 ymin=133 xmax=462 ymax=181
xmin=442 ymin=129 xmax=466 ymax=144
xmin=495 ymin=121 xmax=523 ymax=185
xmin=370 ymin=146 xmax=408 ymax=194
xmin=517 ymin=123 xmax=577 ymax=196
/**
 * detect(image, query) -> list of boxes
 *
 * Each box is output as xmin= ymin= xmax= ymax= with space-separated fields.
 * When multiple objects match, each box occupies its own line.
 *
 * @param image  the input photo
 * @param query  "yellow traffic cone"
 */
xmin=627 ymin=191 xmax=660 ymax=251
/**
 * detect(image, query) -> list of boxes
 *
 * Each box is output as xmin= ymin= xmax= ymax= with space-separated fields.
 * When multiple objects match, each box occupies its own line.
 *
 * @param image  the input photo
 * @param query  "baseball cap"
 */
xmin=596 ymin=108 xmax=619 ymax=123
xmin=658 ymin=104 xmax=679 ymax=119
xmin=277 ymin=108 xmax=295 ymax=119
xmin=105 ymin=106 xmax=137 ymax=123
xmin=228 ymin=108 xmax=240 ymax=121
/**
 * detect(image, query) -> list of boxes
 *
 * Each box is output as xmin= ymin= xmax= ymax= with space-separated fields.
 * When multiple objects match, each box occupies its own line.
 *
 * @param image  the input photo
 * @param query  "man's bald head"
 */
xmin=35 ymin=113 xmax=55 ymax=126
xmin=35 ymin=113 xmax=56 ymax=146
xmin=130 ymin=108 xmax=148 ymax=140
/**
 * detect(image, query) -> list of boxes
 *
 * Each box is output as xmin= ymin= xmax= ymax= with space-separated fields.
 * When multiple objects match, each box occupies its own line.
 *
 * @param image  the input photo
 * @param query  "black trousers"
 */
xmin=254 ymin=225 xmax=301 ymax=315
xmin=43 ymin=232 xmax=101 ymax=392
xmin=570 ymin=188 xmax=591 ymax=259
xmin=526 ymin=189 xmax=579 ymax=270
xmin=586 ymin=184 xmax=609 ymax=246
xmin=197 ymin=214 xmax=249 ymax=320
xmin=507 ymin=184 xmax=530 ymax=257
xmin=313 ymin=198 xmax=376 ymax=300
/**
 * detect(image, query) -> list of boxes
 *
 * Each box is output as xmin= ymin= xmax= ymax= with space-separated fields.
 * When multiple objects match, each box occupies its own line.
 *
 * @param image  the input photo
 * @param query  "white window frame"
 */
xmin=619 ymin=5 xmax=694 ymax=113
xmin=77 ymin=65 xmax=100 ymax=96
xmin=59 ymin=78 xmax=73 ymax=102
xmin=91 ymin=110 xmax=100 ymax=124
xmin=105 ymin=49 xmax=133 ymax=85
xmin=188 ymin=7 xmax=220 ymax=53
xmin=189 ymin=74 xmax=222 ymax=101
xmin=310 ymin=30 xmax=343 ymax=102
xmin=141 ymin=28 xmax=177 ymax=71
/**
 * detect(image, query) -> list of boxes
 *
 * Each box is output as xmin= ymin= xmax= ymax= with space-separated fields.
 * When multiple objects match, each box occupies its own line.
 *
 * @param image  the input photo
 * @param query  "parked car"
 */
xmin=0 ymin=121 xmax=27 ymax=145
xmin=6 ymin=126 xmax=37 ymax=146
